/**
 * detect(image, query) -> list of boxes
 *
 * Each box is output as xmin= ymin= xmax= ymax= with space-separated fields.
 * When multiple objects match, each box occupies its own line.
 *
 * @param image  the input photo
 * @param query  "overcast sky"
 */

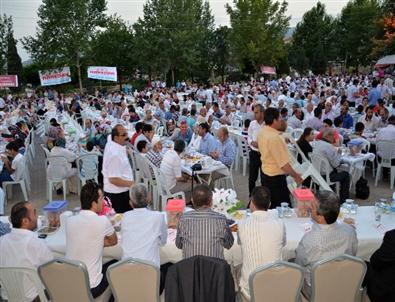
xmin=2 ymin=0 xmax=349 ymax=61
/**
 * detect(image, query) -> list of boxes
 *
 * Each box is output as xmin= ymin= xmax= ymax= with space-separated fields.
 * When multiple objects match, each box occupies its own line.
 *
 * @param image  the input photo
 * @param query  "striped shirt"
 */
xmin=175 ymin=208 xmax=234 ymax=260
xmin=237 ymin=211 xmax=286 ymax=298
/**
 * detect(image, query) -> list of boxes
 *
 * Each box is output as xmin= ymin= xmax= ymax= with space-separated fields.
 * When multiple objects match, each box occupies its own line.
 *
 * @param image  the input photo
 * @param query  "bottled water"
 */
xmin=391 ymin=192 xmax=395 ymax=213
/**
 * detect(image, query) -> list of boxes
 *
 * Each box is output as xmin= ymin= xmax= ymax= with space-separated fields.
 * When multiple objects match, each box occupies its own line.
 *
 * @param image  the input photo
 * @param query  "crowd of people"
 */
xmin=0 ymin=72 xmax=394 ymax=301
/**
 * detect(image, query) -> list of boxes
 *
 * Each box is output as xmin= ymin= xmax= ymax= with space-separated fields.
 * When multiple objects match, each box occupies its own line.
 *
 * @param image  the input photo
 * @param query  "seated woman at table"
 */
xmin=0 ymin=141 xmax=24 ymax=187
xmin=297 ymin=127 xmax=314 ymax=163
xmin=47 ymin=138 xmax=78 ymax=194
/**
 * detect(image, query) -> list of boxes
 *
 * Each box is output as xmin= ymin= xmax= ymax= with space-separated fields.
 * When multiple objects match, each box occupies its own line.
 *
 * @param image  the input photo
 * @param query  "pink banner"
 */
xmin=0 ymin=75 xmax=18 ymax=87
xmin=260 ymin=66 xmax=276 ymax=75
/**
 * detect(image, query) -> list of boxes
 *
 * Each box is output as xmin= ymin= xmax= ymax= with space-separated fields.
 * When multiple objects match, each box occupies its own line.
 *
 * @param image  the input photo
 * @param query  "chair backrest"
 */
xmin=46 ymin=156 xmax=69 ymax=181
xmin=77 ymin=153 xmax=99 ymax=180
xmin=376 ymin=140 xmax=395 ymax=166
xmin=310 ymin=254 xmax=366 ymax=302
xmin=40 ymin=144 xmax=51 ymax=158
xmin=38 ymin=258 xmax=94 ymax=302
xmin=249 ymin=261 xmax=303 ymax=302
xmin=310 ymin=152 xmax=332 ymax=183
xmin=0 ymin=266 xmax=49 ymax=302
xmin=236 ymin=134 xmax=249 ymax=157
xmin=107 ymin=258 xmax=160 ymax=302
xmin=291 ymin=128 xmax=304 ymax=140
xmin=156 ymin=126 xmax=164 ymax=137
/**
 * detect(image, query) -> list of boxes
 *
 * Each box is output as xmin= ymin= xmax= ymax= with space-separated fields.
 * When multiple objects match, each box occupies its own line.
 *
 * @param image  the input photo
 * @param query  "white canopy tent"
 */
xmin=375 ymin=55 xmax=395 ymax=67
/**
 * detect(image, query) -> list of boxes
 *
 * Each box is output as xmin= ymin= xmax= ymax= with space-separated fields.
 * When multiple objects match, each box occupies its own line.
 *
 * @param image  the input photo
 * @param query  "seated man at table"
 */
xmin=160 ymin=139 xmax=192 ymax=202
xmin=170 ymin=120 xmax=193 ymax=144
xmin=198 ymin=122 xmax=219 ymax=156
xmin=145 ymin=136 xmax=163 ymax=168
xmin=238 ymin=186 xmax=286 ymax=299
xmin=175 ymin=184 xmax=234 ymax=260
xmin=363 ymin=229 xmax=395 ymax=302
xmin=0 ymin=201 xmax=53 ymax=302
xmin=66 ymin=182 xmax=118 ymax=299
xmin=122 ymin=183 xmax=167 ymax=264
xmin=134 ymin=123 xmax=154 ymax=150
xmin=314 ymin=128 xmax=351 ymax=203
xmin=376 ymin=115 xmax=395 ymax=164
xmin=209 ymin=127 xmax=236 ymax=169
xmin=295 ymin=190 xmax=357 ymax=300
xmin=0 ymin=140 xmax=24 ymax=187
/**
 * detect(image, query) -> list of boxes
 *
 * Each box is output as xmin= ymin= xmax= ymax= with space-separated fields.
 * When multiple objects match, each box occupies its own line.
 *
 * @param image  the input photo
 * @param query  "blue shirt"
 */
xmin=218 ymin=138 xmax=237 ymax=168
xmin=368 ymin=88 xmax=381 ymax=106
xmin=342 ymin=113 xmax=354 ymax=129
xmin=199 ymin=133 xmax=219 ymax=155
xmin=173 ymin=128 xmax=193 ymax=144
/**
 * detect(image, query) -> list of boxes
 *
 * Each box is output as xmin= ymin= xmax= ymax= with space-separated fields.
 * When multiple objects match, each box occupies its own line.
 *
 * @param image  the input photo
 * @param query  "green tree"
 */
xmin=289 ymin=2 xmax=336 ymax=74
xmin=335 ymin=0 xmax=381 ymax=69
xmin=6 ymin=32 xmax=23 ymax=83
xmin=134 ymin=0 xmax=214 ymax=85
xmin=89 ymin=16 xmax=135 ymax=89
xmin=22 ymin=0 xmax=107 ymax=93
xmin=226 ymin=0 xmax=290 ymax=73
xmin=212 ymin=26 xmax=232 ymax=83
xmin=0 ymin=15 xmax=13 ymax=74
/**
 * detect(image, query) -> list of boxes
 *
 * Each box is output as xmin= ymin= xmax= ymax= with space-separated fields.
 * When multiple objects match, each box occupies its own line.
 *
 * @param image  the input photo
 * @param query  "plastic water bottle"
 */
xmin=391 ymin=192 xmax=395 ymax=213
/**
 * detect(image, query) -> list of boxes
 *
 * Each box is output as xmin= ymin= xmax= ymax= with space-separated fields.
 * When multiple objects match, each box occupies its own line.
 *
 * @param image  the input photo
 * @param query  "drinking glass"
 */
xmin=276 ymin=207 xmax=284 ymax=218
xmin=374 ymin=202 xmax=382 ymax=224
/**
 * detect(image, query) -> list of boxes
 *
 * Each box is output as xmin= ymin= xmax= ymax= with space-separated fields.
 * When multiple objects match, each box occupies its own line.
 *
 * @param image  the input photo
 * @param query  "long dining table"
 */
xmin=2 ymin=205 xmax=393 ymax=266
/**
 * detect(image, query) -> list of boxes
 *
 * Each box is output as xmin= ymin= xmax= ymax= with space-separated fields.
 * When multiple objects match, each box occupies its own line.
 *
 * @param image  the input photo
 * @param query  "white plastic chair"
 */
xmin=2 ymin=155 xmax=29 ymax=203
xmin=0 ymin=267 xmax=49 ymax=302
xmin=156 ymin=126 xmax=164 ymax=137
xmin=309 ymin=152 xmax=340 ymax=194
xmin=76 ymin=153 xmax=100 ymax=194
xmin=214 ymin=164 xmax=235 ymax=190
xmin=291 ymin=128 xmax=304 ymax=140
xmin=46 ymin=156 xmax=68 ymax=201
xmin=236 ymin=134 xmax=250 ymax=176
xmin=40 ymin=143 xmax=51 ymax=159
xmin=375 ymin=140 xmax=395 ymax=189
xmin=147 ymin=160 xmax=185 ymax=211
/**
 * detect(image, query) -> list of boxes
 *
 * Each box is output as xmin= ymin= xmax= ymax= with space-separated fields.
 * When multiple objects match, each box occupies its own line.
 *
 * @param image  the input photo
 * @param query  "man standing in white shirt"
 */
xmin=160 ymin=139 xmax=192 ymax=202
xmin=102 ymin=124 xmax=134 ymax=213
xmin=121 ymin=183 xmax=168 ymax=292
xmin=0 ymin=201 xmax=53 ymax=302
xmin=248 ymin=104 xmax=264 ymax=195
xmin=66 ymin=182 xmax=118 ymax=299
xmin=238 ymin=186 xmax=285 ymax=299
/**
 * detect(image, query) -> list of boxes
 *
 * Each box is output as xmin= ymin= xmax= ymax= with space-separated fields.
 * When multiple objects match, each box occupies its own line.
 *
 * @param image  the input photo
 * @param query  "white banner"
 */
xmin=39 ymin=67 xmax=71 ymax=86
xmin=87 ymin=66 xmax=117 ymax=82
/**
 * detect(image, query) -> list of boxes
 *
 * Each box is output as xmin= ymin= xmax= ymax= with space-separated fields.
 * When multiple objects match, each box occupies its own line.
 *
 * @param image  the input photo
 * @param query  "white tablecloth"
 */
xmin=2 ymin=206 xmax=392 ymax=265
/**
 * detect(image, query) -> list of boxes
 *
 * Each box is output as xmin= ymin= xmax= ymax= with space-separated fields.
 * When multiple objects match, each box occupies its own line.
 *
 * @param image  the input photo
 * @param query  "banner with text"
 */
xmin=87 ymin=66 xmax=117 ymax=82
xmin=39 ymin=67 xmax=71 ymax=86
xmin=260 ymin=66 xmax=276 ymax=75
xmin=0 ymin=75 xmax=18 ymax=87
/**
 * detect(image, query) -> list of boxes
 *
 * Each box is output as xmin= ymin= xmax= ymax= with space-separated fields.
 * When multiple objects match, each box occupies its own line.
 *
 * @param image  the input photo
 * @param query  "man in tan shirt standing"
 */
xmin=258 ymin=107 xmax=303 ymax=208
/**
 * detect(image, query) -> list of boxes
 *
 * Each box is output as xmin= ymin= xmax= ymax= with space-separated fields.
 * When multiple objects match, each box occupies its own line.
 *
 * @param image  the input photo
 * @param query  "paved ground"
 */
xmin=3 ymin=134 xmax=394 ymax=215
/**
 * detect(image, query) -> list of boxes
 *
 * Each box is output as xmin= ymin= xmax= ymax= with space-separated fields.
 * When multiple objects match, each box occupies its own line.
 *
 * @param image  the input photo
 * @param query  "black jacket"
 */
xmin=365 ymin=229 xmax=395 ymax=302
xmin=165 ymin=255 xmax=235 ymax=302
